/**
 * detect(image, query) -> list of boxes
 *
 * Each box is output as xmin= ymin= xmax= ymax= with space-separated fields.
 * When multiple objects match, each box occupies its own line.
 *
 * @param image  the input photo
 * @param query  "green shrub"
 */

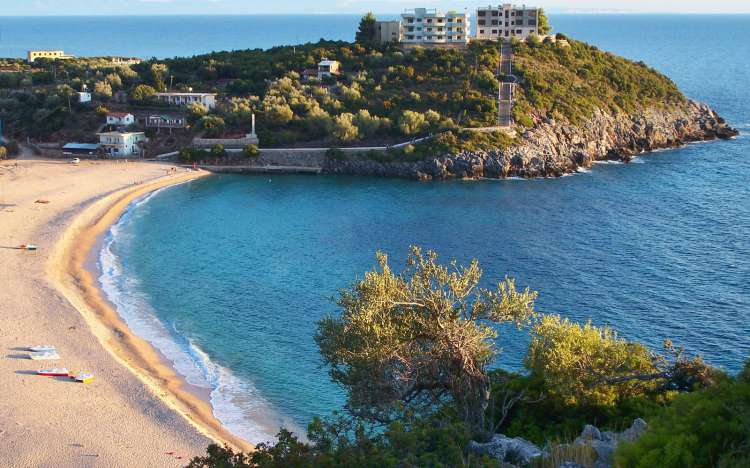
xmin=243 ymin=144 xmax=260 ymax=158
xmin=199 ymin=116 xmax=226 ymax=138
xmin=615 ymin=369 xmax=750 ymax=467
xmin=210 ymin=144 xmax=226 ymax=157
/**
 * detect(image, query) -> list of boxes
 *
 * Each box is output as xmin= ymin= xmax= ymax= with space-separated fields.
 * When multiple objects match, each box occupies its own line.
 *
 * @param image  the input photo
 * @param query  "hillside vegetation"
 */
xmin=1 ymin=36 xmax=687 ymax=152
xmin=186 ymin=248 xmax=747 ymax=468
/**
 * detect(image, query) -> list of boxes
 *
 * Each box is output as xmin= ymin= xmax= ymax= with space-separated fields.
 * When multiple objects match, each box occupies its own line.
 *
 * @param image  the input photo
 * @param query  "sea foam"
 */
xmin=99 ymin=188 xmax=295 ymax=445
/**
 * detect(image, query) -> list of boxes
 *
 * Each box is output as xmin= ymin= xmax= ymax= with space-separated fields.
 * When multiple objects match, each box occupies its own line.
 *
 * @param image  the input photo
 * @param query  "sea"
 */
xmin=6 ymin=14 xmax=747 ymax=444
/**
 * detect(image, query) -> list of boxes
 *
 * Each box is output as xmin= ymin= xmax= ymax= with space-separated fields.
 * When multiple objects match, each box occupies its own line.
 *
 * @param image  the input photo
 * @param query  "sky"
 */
xmin=1 ymin=0 xmax=750 ymax=15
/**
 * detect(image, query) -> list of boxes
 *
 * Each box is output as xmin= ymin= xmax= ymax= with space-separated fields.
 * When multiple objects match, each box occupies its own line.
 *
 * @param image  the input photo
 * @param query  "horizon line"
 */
xmin=1 ymin=11 xmax=750 ymax=17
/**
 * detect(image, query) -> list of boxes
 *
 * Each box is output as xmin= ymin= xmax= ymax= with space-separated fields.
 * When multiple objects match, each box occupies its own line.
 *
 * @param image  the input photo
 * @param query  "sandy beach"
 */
xmin=0 ymin=154 xmax=250 ymax=467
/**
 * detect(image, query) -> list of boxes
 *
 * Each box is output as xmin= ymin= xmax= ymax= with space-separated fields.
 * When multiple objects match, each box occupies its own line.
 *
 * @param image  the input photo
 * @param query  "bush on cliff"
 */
xmin=615 ymin=361 xmax=750 ymax=467
xmin=512 ymin=39 xmax=684 ymax=126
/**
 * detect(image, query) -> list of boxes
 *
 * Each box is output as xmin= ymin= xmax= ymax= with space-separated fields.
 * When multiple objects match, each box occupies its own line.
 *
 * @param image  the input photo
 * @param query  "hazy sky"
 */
xmin=1 ymin=0 xmax=749 ymax=15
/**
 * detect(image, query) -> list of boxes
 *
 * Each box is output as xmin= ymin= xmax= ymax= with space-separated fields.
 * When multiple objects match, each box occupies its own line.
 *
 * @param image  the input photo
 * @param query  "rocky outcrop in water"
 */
xmin=324 ymin=101 xmax=738 ymax=180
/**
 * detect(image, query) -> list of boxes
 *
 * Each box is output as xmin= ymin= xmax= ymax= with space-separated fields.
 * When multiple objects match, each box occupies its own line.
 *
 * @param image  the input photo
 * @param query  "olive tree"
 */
xmin=525 ymin=315 xmax=718 ymax=406
xmin=129 ymin=84 xmax=156 ymax=103
xmin=332 ymin=113 xmax=359 ymax=142
xmin=398 ymin=110 xmax=428 ymax=136
xmin=315 ymin=246 xmax=537 ymax=434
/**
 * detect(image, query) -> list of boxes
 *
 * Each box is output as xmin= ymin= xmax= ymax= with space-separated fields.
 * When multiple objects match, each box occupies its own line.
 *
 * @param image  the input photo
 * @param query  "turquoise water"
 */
xmin=99 ymin=15 xmax=750 ymax=444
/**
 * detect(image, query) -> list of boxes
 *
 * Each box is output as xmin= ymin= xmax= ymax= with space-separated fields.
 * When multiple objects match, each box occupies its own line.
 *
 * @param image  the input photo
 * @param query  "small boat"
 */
xmin=29 ymin=351 xmax=60 ymax=360
xmin=37 ymin=368 xmax=69 ymax=377
xmin=71 ymin=372 xmax=94 ymax=383
xmin=28 ymin=345 xmax=56 ymax=353
xmin=19 ymin=244 xmax=37 ymax=251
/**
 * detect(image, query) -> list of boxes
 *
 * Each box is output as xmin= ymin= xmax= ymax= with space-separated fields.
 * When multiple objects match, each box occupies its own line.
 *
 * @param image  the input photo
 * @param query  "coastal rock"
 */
xmin=571 ymin=418 xmax=649 ymax=468
xmin=467 ymin=434 xmax=544 ymax=466
xmin=324 ymin=100 xmax=738 ymax=180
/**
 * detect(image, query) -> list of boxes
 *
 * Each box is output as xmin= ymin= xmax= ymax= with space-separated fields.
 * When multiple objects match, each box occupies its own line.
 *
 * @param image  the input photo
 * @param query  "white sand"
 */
xmin=0 ymin=155 xmax=250 ymax=467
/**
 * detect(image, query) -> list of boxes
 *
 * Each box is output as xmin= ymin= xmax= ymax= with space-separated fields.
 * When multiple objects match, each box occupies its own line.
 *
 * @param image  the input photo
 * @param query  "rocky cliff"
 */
xmin=324 ymin=101 xmax=738 ymax=180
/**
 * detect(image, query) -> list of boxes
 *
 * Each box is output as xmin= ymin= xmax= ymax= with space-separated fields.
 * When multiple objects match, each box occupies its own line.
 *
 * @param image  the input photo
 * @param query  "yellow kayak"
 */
xmin=71 ymin=372 xmax=94 ymax=383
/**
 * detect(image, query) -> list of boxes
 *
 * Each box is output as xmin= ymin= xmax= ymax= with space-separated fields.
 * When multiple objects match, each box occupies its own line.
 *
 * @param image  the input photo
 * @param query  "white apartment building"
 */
xmin=27 ymin=50 xmax=75 ymax=63
xmin=154 ymin=92 xmax=217 ymax=110
xmin=475 ymin=4 xmax=540 ymax=41
xmin=97 ymin=131 xmax=146 ymax=157
xmin=401 ymin=8 xmax=471 ymax=47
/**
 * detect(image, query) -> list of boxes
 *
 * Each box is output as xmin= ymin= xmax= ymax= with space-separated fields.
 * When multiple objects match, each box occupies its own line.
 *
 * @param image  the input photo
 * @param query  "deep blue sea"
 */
xmin=91 ymin=14 xmax=750 ymax=444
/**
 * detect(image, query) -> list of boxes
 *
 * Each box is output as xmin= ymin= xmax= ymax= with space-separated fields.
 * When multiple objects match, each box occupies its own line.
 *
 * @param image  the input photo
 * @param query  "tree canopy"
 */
xmin=315 ymin=246 xmax=537 ymax=433
xmin=355 ymin=12 xmax=377 ymax=46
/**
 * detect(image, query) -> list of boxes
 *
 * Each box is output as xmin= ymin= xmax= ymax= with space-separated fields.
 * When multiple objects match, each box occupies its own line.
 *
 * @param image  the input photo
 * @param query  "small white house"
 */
xmin=317 ymin=59 xmax=341 ymax=80
xmin=77 ymin=92 xmax=92 ymax=103
xmin=97 ymin=131 xmax=146 ymax=157
xmin=154 ymin=92 xmax=217 ymax=110
xmin=106 ymin=112 xmax=135 ymax=126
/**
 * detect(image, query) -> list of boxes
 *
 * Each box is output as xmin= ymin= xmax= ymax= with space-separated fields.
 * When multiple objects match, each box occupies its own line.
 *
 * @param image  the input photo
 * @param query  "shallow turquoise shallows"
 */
xmin=99 ymin=14 xmax=750 ymax=443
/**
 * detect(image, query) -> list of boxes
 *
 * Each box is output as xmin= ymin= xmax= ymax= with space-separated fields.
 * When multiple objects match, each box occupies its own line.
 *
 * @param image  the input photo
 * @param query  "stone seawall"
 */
xmin=324 ymin=100 xmax=738 ymax=180
xmin=196 ymin=147 xmax=378 ymax=174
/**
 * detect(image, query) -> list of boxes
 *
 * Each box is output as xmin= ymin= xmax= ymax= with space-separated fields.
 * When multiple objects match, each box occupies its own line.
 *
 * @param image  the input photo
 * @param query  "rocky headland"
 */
xmin=323 ymin=100 xmax=738 ymax=180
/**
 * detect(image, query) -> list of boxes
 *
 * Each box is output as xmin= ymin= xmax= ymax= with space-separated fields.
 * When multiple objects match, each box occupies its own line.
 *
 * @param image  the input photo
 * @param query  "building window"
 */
xmin=492 ymin=20 xmax=498 ymax=25
xmin=492 ymin=10 xmax=499 ymax=17
xmin=492 ymin=29 xmax=498 ymax=34
xmin=479 ymin=29 xmax=485 ymax=34
xmin=478 ymin=20 xmax=486 ymax=26
xmin=478 ymin=10 xmax=486 ymax=16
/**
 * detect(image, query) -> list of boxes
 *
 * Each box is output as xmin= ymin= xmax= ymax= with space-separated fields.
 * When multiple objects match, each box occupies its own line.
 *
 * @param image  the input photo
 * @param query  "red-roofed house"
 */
xmin=106 ymin=112 xmax=135 ymax=126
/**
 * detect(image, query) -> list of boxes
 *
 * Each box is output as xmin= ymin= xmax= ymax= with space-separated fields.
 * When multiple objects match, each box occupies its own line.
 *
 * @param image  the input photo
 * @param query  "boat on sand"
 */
xmin=71 ymin=372 xmax=94 ymax=383
xmin=37 ymin=368 xmax=69 ymax=377
xmin=28 ymin=345 xmax=56 ymax=353
xmin=29 ymin=351 xmax=60 ymax=360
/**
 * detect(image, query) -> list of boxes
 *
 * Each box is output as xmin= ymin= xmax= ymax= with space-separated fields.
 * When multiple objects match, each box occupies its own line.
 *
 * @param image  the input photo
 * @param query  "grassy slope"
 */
xmin=512 ymin=38 xmax=686 ymax=127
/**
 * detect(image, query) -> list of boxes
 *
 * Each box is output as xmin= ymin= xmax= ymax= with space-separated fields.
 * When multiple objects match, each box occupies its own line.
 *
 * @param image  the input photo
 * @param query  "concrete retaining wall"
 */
xmin=193 ymin=136 xmax=259 ymax=148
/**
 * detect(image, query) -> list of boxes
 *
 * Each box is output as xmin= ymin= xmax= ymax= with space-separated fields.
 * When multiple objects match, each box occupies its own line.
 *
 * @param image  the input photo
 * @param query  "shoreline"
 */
xmin=46 ymin=167 xmax=255 ymax=453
